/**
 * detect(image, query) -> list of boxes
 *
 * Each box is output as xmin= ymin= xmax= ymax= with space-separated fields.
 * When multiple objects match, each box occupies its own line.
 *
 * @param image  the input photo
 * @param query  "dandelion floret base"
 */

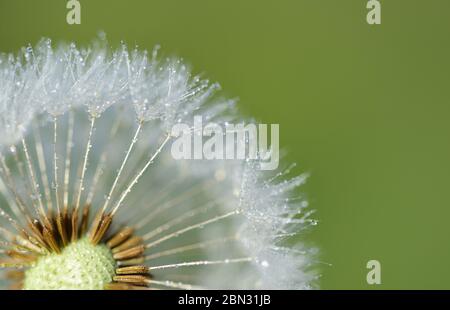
xmin=23 ymin=237 xmax=116 ymax=290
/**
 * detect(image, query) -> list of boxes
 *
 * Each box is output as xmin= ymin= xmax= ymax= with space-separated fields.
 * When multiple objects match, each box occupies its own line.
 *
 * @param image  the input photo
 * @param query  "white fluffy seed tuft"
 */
xmin=0 ymin=38 xmax=317 ymax=290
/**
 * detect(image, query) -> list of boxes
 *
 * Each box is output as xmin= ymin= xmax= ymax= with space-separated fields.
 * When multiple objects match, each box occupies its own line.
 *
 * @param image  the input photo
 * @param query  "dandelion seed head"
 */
xmin=0 ymin=38 xmax=317 ymax=290
xmin=0 ymin=52 xmax=38 ymax=145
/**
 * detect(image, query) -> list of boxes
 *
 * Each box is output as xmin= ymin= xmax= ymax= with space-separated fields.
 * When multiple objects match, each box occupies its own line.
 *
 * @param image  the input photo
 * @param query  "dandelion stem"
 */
xmin=86 ymin=116 xmax=122 ymax=206
xmin=134 ymin=180 xmax=212 ymax=229
xmin=111 ymin=133 xmax=171 ymax=216
xmin=32 ymin=123 xmax=53 ymax=214
xmin=145 ymin=279 xmax=203 ymax=290
xmin=142 ymin=202 xmax=218 ymax=241
xmin=148 ymin=258 xmax=253 ymax=271
xmin=10 ymin=145 xmax=36 ymax=212
xmin=101 ymin=121 xmax=142 ymax=213
xmin=125 ymin=177 xmax=181 ymax=225
xmin=63 ymin=111 xmax=75 ymax=208
xmin=144 ymin=237 xmax=236 ymax=261
xmin=145 ymin=210 xmax=238 ymax=249
xmin=21 ymin=137 xmax=48 ymax=224
xmin=0 ymin=153 xmax=30 ymax=222
xmin=53 ymin=117 xmax=61 ymax=213
xmin=74 ymin=117 xmax=96 ymax=213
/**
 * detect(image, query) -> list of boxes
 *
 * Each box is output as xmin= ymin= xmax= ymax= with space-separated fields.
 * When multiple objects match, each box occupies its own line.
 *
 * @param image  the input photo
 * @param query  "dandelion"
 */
xmin=0 ymin=38 xmax=317 ymax=290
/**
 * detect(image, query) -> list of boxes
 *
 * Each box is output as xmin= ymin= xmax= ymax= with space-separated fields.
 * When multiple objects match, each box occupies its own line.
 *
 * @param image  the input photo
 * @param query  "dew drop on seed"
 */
xmin=309 ymin=220 xmax=318 ymax=226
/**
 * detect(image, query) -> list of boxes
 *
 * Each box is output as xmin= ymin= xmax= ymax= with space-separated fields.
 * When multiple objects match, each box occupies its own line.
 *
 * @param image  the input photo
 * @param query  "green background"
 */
xmin=1 ymin=0 xmax=449 ymax=289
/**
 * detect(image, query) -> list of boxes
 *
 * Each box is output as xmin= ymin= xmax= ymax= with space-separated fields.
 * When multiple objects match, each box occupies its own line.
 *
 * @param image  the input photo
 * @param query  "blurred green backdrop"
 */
xmin=1 ymin=0 xmax=450 ymax=289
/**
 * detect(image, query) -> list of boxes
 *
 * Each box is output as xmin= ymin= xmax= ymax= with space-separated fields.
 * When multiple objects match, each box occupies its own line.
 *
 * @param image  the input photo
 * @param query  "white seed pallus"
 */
xmin=0 ymin=38 xmax=317 ymax=290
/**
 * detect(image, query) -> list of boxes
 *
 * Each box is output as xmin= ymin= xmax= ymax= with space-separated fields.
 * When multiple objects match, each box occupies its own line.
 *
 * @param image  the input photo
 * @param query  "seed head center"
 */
xmin=23 ymin=237 xmax=116 ymax=290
